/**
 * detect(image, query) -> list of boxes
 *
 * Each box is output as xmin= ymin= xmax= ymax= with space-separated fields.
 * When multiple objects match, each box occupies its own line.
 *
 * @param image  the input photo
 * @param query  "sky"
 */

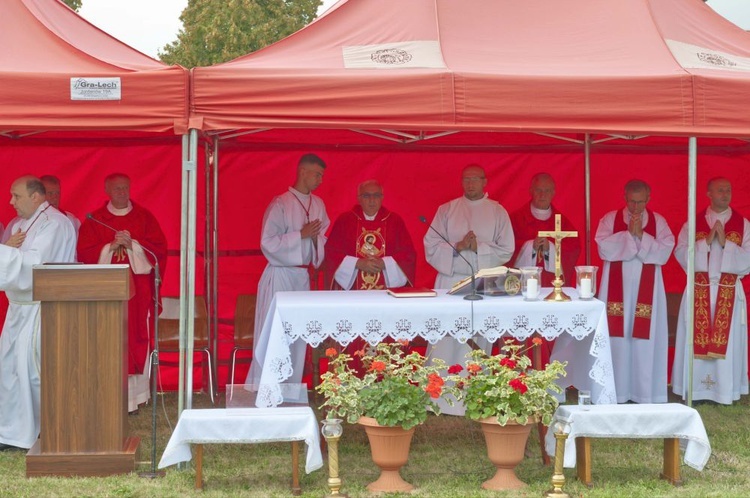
xmin=78 ymin=0 xmax=750 ymax=59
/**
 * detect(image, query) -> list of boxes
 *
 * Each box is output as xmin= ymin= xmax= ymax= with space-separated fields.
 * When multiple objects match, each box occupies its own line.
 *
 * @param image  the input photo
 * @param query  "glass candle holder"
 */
xmin=575 ymin=266 xmax=598 ymax=300
xmin=520 ymin=266 xmax=542 ymax=301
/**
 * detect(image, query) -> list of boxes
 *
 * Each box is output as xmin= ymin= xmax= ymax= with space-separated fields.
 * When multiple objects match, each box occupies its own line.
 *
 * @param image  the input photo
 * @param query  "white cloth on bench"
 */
xmin=158 ymin=407 xmax=323 ymax=473
xmin=544 ymin=403 xmax=711 ymax=471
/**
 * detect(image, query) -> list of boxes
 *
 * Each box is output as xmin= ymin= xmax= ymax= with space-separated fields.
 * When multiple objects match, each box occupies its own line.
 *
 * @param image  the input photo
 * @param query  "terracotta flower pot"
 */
xmin=358 ymin=416 xmax=416 ymax=493
xmin=478 ymin=416 xmax=533 ymax=490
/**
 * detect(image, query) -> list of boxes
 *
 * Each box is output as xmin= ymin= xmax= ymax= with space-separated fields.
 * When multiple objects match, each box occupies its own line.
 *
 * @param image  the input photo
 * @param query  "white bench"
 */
xmin=544 ymin=404 xmax=711 ymax=486
xmin=159 ymin=407 xmax=323 ymax=493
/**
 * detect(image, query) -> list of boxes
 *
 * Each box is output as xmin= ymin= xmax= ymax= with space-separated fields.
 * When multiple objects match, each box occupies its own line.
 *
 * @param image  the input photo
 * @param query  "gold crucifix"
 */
xmin=538 ymin=214 xmax=578 ymax=302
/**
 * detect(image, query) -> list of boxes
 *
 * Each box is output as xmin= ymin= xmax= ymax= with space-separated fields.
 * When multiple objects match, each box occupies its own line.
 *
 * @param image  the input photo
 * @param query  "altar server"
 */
xmin=247 ymin=154 xmax=330 ymax=385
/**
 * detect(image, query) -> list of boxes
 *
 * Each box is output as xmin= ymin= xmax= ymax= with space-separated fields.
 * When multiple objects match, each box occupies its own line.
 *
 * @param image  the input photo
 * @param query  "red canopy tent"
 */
xmin=189 ymin=0 xmax=750 ymax=392
xmin=0 ymin=0 xmax=193 ymax=389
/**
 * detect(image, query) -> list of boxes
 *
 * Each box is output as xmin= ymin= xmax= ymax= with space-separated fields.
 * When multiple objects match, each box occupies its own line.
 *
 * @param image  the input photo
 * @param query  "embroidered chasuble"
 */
xmin=78 ymin=201 xmax=168 ymax=374
xmin=325 ymin=205 xmax=416 ymax=290
xmin=606 ymin=210 xmax=656 ymax=339
xmin=693 ymin=209 xmax=745 ymax=359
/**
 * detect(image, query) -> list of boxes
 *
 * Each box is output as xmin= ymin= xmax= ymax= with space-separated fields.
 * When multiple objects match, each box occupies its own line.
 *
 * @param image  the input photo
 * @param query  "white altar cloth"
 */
xmin=544 ymin=404 xmax=711 ymax=471
xmin=251 ymin=288 xmax=616 ymax=407
xmin=158 ymin=407 xmax=324 ymax=474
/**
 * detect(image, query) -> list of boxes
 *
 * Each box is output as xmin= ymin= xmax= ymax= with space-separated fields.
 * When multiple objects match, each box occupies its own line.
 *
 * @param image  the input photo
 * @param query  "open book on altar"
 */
xmin=448 ymin=266 xmax=522 ymax=296
xmin=386 ymin=286 xmax=437 ymax=298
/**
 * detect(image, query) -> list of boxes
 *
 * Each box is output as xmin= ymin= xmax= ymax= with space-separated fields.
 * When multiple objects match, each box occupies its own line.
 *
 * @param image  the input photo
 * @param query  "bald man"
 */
xmin=0 ymin=176 xmax=76 ymax=451
xmin=424 ymin=164 xmax=514 ymax=415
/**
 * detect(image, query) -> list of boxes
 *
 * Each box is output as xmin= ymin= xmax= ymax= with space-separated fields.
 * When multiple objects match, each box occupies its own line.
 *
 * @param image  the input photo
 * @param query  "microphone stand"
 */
xmin=420 ymin=216 xmax=482 ymax=301
xmin=85 ymin=214 xmax=164 ymax=477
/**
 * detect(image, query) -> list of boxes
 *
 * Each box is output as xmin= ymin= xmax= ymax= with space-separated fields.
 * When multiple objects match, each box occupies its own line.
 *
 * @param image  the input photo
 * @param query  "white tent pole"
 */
xmin=584 ymin=133 xmax=592 ymax=264
xmin=179 ymin=129 xmax=199 ymax=415
xmin=686 ymin=137 xmax=697 ymax=406
xmin=212 ymin=137 xmax=220 ymax=386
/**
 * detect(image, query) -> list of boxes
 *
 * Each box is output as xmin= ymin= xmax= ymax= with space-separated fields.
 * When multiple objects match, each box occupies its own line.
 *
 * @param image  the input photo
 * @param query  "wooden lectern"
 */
xmin=26 ymin=264 xmax=139 ymax=477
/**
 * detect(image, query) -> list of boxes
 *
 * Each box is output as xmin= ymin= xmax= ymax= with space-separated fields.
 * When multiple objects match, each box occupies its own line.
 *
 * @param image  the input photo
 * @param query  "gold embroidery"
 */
xmin=726 ymin=231 xmax=742 ymax=246
xmin=607 ymin=302 xmax=624 ymax=317
xmin=634 ymin=303 xmax=652 ymax=319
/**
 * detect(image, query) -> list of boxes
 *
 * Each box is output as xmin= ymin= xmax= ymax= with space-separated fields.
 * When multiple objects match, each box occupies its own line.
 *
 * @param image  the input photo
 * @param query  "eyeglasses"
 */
xmin=359 ymin=193 xmax=383 ymax=199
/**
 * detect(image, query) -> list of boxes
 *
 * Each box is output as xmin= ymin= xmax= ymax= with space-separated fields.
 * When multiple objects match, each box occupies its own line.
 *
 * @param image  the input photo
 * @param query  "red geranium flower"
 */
xmin=447 ymin=364 xmax=464 ymax=374
xmin=532 ymin=337 xmax=544 ymax=346
xmin=369 ymin=361 xmax=386 ymax=373
xmin=467 ymin=363 xmax=482 ymax=374
xmin=325 ymin=348 xmax=338 ymax=358
xmin=500 ymin=357 xmax=517 ymax=369
xmin=509 ymin=377 xmax=528 ymax=394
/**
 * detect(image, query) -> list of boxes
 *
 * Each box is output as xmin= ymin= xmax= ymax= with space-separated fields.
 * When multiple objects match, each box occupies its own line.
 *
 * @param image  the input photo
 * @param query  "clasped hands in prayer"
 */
xmin=533 ymin=236 xmax=550 ymax=254
xmin=112 ymin=230 xmax=133 ymax=250
xmin=455 ymin=231 xmax=478 ymax=253
xmin=356 ymin=256 xmax=385 ymax=274
xmin=4 ymin=229 xmax=25 ymax=248
xmin=628 ymin=215 xmax=644 ymax=239
xmin=706 ymin=220 xmax=726 ymax=248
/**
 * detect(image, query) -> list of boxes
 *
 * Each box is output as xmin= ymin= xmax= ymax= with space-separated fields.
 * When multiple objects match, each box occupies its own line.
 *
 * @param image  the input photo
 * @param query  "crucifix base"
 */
xmin=544 ymin=287 xmax=571 ymax=302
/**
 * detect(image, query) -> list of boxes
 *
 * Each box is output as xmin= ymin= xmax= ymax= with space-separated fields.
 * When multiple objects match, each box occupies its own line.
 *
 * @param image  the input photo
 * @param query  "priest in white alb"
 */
xmin=423 ymin=164 xmax=514 ymax=414
xmin=672 ymin=177 xmax=750 ymax=405
xmin=0 ymin=176 xmax=76 ymax=451
xmin=596 ymin=179 xmax=674 ymax=404
xmin=247 ymin=154 xmax=330 ymax=386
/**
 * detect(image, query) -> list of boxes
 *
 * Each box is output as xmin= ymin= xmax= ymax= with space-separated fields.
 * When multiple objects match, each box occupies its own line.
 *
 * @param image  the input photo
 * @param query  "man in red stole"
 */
xmin=510 ymin=173 xmax=580 ymax=367
xmin=77 ymin=173 xmax=168 ymax=413
xmin=596 ymin=179 xmax=674 ymax=404
xmin=325 ymin=179 xmax=416 ymax=290
xmin=673 ymin=177 xmax=750 ymax=405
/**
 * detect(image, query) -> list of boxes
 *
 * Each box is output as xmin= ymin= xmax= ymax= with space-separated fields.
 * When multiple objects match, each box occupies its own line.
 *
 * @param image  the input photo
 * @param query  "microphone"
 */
xmin=419 ymin=216 xmax=482 ymax=301
xmin=86 ymin=213 xmax=160 ymax=278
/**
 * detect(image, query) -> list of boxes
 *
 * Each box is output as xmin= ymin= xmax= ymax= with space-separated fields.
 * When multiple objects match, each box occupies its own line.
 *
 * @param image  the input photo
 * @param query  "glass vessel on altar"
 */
xmin=520 ymin=266 xmax=542 ymax=301
xmin=574 ymin=266 xmax=598 ymax=300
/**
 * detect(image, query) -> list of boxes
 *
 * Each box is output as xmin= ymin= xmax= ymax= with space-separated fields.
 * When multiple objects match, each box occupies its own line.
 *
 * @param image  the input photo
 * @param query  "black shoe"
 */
xmin=0 ymin=443 xmax=25 ymax=452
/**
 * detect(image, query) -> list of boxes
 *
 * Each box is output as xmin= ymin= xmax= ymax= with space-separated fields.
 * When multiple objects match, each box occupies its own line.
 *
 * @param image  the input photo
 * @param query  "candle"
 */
xmin=580 ymin=277 xmax=592 ymax=298
xmin=526 ymin=278 xmax=538 ymax=299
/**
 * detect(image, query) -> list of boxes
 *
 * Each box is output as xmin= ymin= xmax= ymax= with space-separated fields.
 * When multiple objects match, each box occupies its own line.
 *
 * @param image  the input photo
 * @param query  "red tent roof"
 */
xmin=0 ymin=0 xmax=188 ymax=134
xmin=192 ymin=0 xmax=750 ymax=137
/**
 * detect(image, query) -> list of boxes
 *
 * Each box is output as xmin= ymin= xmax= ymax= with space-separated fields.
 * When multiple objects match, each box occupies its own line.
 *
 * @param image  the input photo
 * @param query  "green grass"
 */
xmin=0 ymin=391 xmax=748 ymax=497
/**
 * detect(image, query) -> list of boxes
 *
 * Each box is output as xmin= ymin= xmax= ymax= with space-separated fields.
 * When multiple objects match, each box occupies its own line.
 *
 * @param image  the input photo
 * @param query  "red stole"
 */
xmin=693 ymin=209 xmax=745 ymax=359
xmin=606 ymin=210 xmax=656 ymax=339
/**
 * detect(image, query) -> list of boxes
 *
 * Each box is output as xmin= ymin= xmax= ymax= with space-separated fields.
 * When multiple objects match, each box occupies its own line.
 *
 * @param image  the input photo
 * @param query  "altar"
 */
xmin=249 ymin=288 xmax=616 ymax=407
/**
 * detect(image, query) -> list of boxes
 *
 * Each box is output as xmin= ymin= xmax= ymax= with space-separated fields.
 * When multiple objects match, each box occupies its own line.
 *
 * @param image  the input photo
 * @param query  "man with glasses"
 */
xmin=596 ymin=179 xmax=674 ymax=404
xmin=325 ymin=179 xmax=416 ymax=290
xmin=423 ymin=164 xmax=514 ymax=414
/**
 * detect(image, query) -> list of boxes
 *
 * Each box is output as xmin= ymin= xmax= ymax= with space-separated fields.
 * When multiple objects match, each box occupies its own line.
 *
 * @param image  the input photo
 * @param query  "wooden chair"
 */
xmin=229 ymin=294 xmax=256 ymax=387
xmin=158 ymin=295 xmax=214 ymax=403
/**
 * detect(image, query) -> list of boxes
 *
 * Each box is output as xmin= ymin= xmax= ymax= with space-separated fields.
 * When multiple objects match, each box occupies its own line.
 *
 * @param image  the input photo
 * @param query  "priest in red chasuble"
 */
xmin=510 ymin=173 xmax=580 ymax=367
xmin=325 ymin=180 xmax=416 ymax=290
xmin=596 ymin=179 xmax=674 ymax=404
xmin=673 ymin=177 xmax=750 ymax=405
xmin=77 ymin=173 xmax=168 ymax=413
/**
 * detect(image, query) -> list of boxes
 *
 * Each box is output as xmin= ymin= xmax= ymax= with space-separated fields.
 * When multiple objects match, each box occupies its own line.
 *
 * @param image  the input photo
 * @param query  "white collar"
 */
xmin=530 ymin=205 xmax=552 ymax=221
xmin=107 ymin=200 xmax=133 ymax=216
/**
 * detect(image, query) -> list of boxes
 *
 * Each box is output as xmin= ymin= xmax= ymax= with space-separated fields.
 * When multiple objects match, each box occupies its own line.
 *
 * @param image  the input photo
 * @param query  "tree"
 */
xmin=159 ymin=0 xmax=321 ymax=67
xmin=63 ymin=0 xmax=82 ymax=11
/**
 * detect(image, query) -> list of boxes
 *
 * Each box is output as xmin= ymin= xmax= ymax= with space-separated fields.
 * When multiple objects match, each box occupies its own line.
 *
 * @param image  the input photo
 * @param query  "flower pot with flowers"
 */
xmin=316 ymin=341 xmax=454 ymax=493
xmin=448 ymin=339 xmax=567 ymax=490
